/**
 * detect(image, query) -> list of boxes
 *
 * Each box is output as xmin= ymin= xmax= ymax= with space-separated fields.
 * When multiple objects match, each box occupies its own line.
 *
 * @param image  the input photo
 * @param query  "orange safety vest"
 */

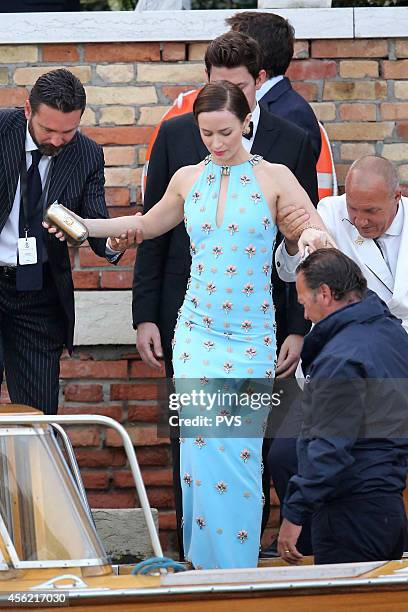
xmin=143 ymin=90 xmax=337 ymax=202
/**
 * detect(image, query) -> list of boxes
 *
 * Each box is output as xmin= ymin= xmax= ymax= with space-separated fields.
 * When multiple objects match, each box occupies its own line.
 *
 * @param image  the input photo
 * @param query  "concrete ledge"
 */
xmin=355 ymin=7 xmax=408 ymax=38
xmin=74 ymin=290 xmax=134 ymax=346
xmin=92 ymin=508 xmax=159 ymax=563
xmin=0 ymin=8 xmax=353 ymax=43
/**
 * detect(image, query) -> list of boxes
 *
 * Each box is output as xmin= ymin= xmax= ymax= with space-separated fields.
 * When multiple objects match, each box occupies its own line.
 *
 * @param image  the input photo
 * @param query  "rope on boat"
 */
xmin=131 ymin=556 xmax=187 ymax=575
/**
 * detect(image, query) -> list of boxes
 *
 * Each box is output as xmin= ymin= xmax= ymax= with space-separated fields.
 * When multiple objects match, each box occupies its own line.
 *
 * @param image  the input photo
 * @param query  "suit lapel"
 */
xmin=250 ymin=107 xmax=279 ymax=160
xmin=47 ymin=137 xmax=80 ymax=206
xmin=342 ymin=218 xmax=394 ymax=293
xmin=259 ymin=77 xmax=291 ymax=105
xmin=2 ymin=111 xmax=26 ymax=215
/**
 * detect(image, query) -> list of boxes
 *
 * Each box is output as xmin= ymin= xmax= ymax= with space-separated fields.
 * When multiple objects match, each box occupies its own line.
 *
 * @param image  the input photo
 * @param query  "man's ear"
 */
xmin=24 ymin=100 xmax=31 ymax=121
xmin=205 ymin=68 xmax=210 ymax=83
xmin=318 ymin=283 xmax=333 ymax=305
xmin=255 ymin=69 xmax=267 ymax=90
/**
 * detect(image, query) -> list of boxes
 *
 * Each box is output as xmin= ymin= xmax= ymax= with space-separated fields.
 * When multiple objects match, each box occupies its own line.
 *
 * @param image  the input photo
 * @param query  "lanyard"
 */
xmin=19 ymin=151 xmax=54 ymax=233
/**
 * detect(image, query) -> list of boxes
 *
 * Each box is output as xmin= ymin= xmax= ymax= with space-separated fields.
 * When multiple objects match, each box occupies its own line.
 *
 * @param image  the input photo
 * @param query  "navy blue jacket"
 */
xmin=260 ymin=77 xmax=321 ymax=163
xmin=283 ymin=292 xmax=408 ymax=526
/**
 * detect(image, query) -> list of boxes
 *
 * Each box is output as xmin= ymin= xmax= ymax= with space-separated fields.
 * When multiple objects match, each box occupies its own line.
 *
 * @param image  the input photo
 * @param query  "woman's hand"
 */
xmin=298 ymin=227 xmax=336 ymax=256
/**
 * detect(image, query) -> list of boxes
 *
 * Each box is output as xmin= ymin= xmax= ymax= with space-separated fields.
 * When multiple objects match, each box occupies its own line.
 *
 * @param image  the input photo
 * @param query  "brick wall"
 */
xmin=1 ymin=36 xmax=408 ymax=555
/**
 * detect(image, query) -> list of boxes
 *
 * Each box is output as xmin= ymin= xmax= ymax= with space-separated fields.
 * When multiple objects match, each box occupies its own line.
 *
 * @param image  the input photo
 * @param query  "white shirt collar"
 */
xmin=256 ymin=75 xmax=284 ymax=102
xmin=250 ymin=102 xmax=260 ymax=136
xmin=384 ymin=200 xmax=404 ymax=237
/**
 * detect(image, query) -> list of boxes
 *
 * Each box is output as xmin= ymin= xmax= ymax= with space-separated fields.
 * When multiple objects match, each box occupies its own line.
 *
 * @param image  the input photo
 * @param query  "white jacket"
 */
xmin=275 ymin=194 xmax=408 ymax=333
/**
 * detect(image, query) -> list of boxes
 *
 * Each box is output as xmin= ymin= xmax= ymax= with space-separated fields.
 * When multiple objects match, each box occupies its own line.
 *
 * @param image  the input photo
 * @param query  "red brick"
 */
xmin=159 ymin=511 xmax=177 ymax=530
xmin=68 ymin=245 xmax=76 ymax=267
xmin=162 ymin=85 xmax=198 ymax=101
xmin=79 ymin=247 xmax=110 ymax=268
xmin=135 ymin=446 xmax=169 ymax=466
xmin=293 ymin=40 xmax=309 ymax=60
xmin=65 ymin=426 xmax=101 ymax=447
xmin=128 ymin=404 xmax=161 ymax=423
xmin=72 ymin=270 xmax=99 ymax=289
xmin=75 ymin=448 xmax=127 ymax=468
xmin=82 ymin=127 xmax=154 ymax=146
xmin=59 ymin=404 xmax=124 ymax=422
xmin=61 ymin=360 xmax=128 ymax=380
xmin=113 ymin=468 xmax=172 ymax=488
xmin=42 ymin=44 xmax=79 ymax=62
xmin=287 ymin=59 xmax=337 ymax=81
xmin=64 ymin=383 xmax=103 ymax=402
xmin=291 ymin=82 xmax=318 ymax=101
xmin=106 ymin=425 xmax=165 ymax=447
xmin=397 ymin=122 xmax=408 ymax=138
xmin=129 ymin=360 xmax=165 ymax=378
xmin=105 ymin=187 xmax=130 ymax=207
xmin=147 ymin=487 xmax=174 ymax=509
xmin=0 ymin=88 xmax=28 ymax=107
xmin=84 ymin=42 xmax=160 ymax=62
xmin=117 ymin=249 xmax=136 ymax=267
xmin=382 ymin=60 xmax=408 ymax=79
xmin=87 ymin=490 xmax=136 ymax=509
xmin=101 ymin=270 xmax=133 ymax=289
xmin=339 ymin=103 xmax=377 ymax=122
xmin=162 ymin=43 xmax=186 ymax=62
xmin=110 ymin=383 xmax=158 ymax=401
xmin=312 ymin=39 xmax=388 ymax=59
xmin=82 ymin=471 xmax=109 ymax=490
xmin=381 ymin=103 xmax=408 ymax=120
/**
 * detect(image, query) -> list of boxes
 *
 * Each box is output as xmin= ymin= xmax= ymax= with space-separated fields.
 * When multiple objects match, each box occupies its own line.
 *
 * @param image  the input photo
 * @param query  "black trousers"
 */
xmin=0 ymin=265 xmax=65 ymax=415
xmin=312 ymin=495 xmax=407 ymax=565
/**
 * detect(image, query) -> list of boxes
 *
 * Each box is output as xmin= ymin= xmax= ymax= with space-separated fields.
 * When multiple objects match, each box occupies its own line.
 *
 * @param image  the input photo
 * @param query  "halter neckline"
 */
xmin=204 ymin=154 xmax=263 ymax=176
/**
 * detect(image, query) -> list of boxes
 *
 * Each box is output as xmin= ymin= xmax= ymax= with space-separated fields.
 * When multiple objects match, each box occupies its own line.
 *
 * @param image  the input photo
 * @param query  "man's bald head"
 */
xmin=345 ymin=155 xmax=401 ymax=239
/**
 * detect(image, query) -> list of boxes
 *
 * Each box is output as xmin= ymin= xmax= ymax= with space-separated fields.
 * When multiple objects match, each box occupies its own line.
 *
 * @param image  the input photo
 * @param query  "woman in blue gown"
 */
xmin=45 ymin=81 xmax=334 ymax=570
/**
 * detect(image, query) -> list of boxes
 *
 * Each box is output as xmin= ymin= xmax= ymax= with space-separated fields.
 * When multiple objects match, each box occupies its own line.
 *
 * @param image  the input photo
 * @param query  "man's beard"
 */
xmin=28 ymin=120 xmax=65 ymax=157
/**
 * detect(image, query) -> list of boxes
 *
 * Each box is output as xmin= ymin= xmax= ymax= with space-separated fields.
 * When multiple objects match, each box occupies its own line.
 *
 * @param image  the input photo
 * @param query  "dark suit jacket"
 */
xmin=260 ymin=77 xmax=321 ymax=163
xmin=133 ymin=107 xmax=318 ymax=356
xmin=0 ymin=108 xmax=109 ymax=351
xmin=0 ymin=0 xmax=80 ymax=11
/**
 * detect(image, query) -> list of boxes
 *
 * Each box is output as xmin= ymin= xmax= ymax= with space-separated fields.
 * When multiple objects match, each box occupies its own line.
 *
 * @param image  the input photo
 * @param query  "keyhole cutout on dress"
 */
xmin=215 ymin=173 xmax=230 ymax=229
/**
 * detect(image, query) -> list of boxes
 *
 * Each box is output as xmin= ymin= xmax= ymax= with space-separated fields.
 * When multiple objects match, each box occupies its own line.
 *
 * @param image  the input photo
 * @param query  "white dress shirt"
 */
xmin=0 ymin=127 xmax=52 ymax=266
xmin=241 ymin=102 xmax=260 ymax=153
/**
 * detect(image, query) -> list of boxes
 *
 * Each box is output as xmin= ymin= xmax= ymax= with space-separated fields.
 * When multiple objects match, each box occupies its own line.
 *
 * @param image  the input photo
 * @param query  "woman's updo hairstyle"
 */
xmin=193 ymin=81 xmax=251 ymax=124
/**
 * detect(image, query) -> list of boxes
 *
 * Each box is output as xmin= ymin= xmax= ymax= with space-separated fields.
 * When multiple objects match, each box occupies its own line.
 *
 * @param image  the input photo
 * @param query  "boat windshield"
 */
xmin=0 ymin=425 xmax=108 ymax=569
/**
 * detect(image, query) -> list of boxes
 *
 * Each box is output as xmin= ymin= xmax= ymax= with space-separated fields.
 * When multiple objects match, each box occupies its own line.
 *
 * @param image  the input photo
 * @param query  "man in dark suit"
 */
xmin=0 ymin=68 xmax=126 ymax=414
xmin=132 ymin=32 xmax=317 ymax=557
xmin=227 ymin=11 xmax=321 ymax=162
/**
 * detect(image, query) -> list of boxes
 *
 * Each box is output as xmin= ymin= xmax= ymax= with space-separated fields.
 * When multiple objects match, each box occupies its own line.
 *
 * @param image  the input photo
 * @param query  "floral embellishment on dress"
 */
xmin=200 ymin=376 xmax=209 ymax=385
xmin=227 ymin=223 xmax=239 ymax=235
xmin=262 ymin=492 xmax=266 ymax=507
xmin=262 ymin=217 xmax=271 ymax=229
xmin=240 ymin=174 xmax=251 ymax=186
xmin=180 ymin=352 xmax=190 ymax=363
xmin=183 ymin=473 xmax=192 ymax=486
xmin=224 ymin=362 xmax=233 ymax=374
xmin=215 ymin=481 xmax=228 ymax=494
xmin=231 ymin=244 xmax=238 ymax=252
xmin=245 ymin=347 xmax=257 ymax=360
xmin=237 ymin=529 xmax=248 ymax=543
xmin=185 ymin=320 xmax=195 ymax=331
xmin=190 ymin=243 xmax=197 ymax=256
xmin=222 ymin=300 xmax=233 ymax=313
xmin=213 ymin=245 xmax=223 ymax=258
xmin=245 ymin=244 xmax=256 ymax=258
xmin=262 ymin=263 xmax=271 ymax=276
xmin=192 ymin=191 xmax=201 ymax=203
xmin=242 ymin=283 xmax=254 ymax=297
xmin=241 ymin=320 xmax=252 ymax=333
xmin=194 ymin=436 xmax=206 ymax=449
xmin=218 ymin=408 xmax=231 ymax=418
xmin=251 ymin=192 xmax=262 ymax=204
xmin=196 ymin=517 xmax=206 ymax=529
xmin=206 ymin=172 xmax=216 ymax=186
xmin=203 ymin=315 xmax=213 ymax=328
xmin=243 ymin=491 xmax=251 ymax=499
xmin=206 ymin=281 xmax=216 ymax=295
xmin=264 ymin=335 xmax=273 ymax=346
xmin=225 ymin=265 xmax=237 ymax=278
xmin=261 ymin=301 xmax=270 ymax=314
xmin=203 ymin=340 xmax=215 ymax=351
xmin=202 ymin=222 xmax=213 ymax=234
xmin=191 ymin=296 xmax=199 ymax=308
xmin=240 ymin=448 xmax=250 ymax=462
xmin=265 ymin=369 xmax=274 ymax=379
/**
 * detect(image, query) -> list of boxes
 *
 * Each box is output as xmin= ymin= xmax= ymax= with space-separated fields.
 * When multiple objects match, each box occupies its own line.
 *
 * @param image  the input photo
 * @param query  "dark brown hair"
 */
xmin=30 ymin=68 xmax=86 ymax=115
xmin=193 ymin=81 xmax=251 ymax=124
xmin=296 ymin=248 xmax=367 ymax=301
xmin=204 ymin=31 xmax=262 ymax=82
xmin=226 ymin=11 xmax=295 ymax=78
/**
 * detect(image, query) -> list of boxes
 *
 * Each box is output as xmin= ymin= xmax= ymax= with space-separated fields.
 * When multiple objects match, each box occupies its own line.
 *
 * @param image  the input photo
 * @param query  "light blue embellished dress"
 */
xmin=172 ymin=155 xmax=277 ymax=569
